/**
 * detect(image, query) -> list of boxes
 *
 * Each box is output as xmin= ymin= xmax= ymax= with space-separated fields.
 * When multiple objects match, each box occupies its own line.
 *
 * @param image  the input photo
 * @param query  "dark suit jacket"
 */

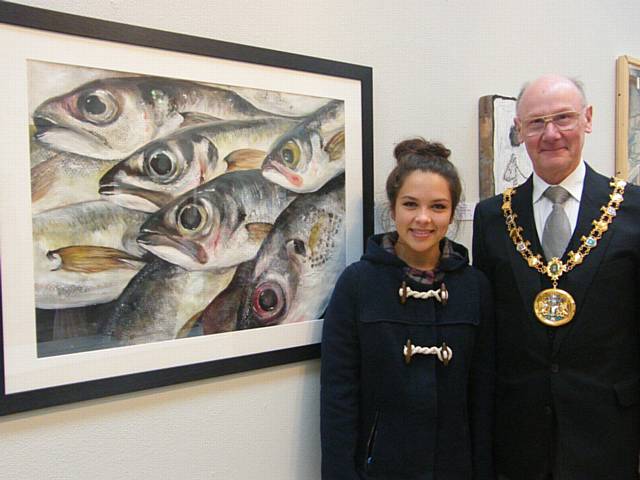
xmin=473 ymin=164 xmax=640 ymax=480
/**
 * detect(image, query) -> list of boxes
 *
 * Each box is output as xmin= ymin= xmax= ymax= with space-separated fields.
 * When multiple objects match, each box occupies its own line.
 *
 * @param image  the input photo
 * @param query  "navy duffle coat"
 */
xmin=321 ymin=234 xmax=495 ymax=480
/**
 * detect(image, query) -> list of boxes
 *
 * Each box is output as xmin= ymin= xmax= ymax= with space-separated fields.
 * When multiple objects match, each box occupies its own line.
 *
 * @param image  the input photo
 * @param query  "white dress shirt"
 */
xmin=532 ymin=161 xmax=585 ymax=244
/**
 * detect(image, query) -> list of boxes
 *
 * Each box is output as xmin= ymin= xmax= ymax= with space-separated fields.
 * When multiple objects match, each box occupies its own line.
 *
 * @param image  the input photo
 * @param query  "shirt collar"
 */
xmin=532 ymin=160 xmax=585 ymax=204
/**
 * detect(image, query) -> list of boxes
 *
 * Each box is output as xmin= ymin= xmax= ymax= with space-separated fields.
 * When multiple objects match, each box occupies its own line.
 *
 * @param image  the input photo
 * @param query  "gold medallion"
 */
xmin=502 ymin=178 xmax=626 ymax=327
xmin=534 ymin=287 xmax=576 ymax=326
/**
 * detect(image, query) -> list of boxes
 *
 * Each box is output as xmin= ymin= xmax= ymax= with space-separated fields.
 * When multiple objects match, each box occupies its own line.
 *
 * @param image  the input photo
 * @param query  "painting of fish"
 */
xmin=202 ymin=174 xmax=345 ymax=334
xmin=0 ymin=4 xmax=374 ymax=415
xmin=262 ymin=99 xmax=345 ymax=193
xmin=31 ymin=71 xmax=303 ymax=160
xmin=25 ymin=59 xmax=347 ymax=354
xmin=99 ymin=117 xmax=297 ymax=212
xmin=137 ymin=169 xmax=297 ymax=270
xmin=101 ymin=258 xmax=235 ymax=345
xmin=31 ymin=152 xmax=118 ymax=214
xmin=33 ymin=200 xmax=148 ymax=309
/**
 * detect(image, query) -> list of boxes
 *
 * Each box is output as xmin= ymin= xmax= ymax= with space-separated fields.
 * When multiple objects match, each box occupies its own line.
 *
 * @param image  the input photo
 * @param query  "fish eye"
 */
xmin=251 ymin=282 xmax=286 ymax=325
xmin=84 ymin=96 xmax=106 ymax=114
xmin=77 ymin=89 xmax=119 ymax=125
xmin=177 ymin=203 xmax=208 ymax=233
xmin=280 ymin=140 xmax=301 ymax=169
xmin=291 ymin=239 xmax=306 ymax=256
xmin=150 ymin=152 xmax=172 ymax=175
xmin=144 ymin=148 xmax=181 ymax=183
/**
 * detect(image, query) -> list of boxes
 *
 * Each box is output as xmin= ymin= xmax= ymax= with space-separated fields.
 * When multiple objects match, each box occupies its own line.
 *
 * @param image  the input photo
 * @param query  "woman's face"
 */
xmin=392 ymin=170 xmax=452 ymax=269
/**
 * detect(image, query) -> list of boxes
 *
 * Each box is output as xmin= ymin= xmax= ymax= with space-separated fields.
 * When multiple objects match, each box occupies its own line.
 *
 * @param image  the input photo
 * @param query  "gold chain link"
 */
xmin=502 ymin=178 xmax=626 ymax=286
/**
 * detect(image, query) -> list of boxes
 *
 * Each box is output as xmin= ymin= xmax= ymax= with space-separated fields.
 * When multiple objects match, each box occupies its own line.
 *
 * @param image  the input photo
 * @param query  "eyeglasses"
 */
xmin=519 ymin=110 xmax=583 ymax=138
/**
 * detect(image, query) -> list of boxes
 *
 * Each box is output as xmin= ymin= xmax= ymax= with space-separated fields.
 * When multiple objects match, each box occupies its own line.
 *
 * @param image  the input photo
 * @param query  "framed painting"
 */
xmin=0 ymin=2 xmax=373 ymax=415
xmin=478 ymin=94 xmax=531 ymax=199
xmin=615 ymin=55 xmax=640 ymax=184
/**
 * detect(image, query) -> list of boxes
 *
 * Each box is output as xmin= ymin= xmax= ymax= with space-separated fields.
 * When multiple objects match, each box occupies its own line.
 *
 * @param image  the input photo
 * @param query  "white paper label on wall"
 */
xmin=454 ymin=201 xmax=475 ymax=221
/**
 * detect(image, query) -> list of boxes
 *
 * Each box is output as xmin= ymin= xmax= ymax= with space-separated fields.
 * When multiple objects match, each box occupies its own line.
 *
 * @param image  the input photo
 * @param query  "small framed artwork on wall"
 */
xmin=478 ymin=94 xmax=531 ymax=199
xmin=615 ymin=55 xmax=640 ymax=184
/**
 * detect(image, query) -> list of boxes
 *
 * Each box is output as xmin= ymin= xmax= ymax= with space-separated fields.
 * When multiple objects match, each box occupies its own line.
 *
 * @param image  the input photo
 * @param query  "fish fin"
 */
xmin=307 ymin=216 xmax=329 ymax=253
xmin=175 ymin=311 xmax=203 ymax=338
xmin=31 ymin=159 xmax=57 ymax=203
xmin=324 ymin=130 xmax=345 ymax=162
xmin=225 ymin=149 xmax=267 ymax=171
xmin=47 ymin=246 xmax=146 ymax=273
xmin=181 ymin=112 xmax=222 ymax=127
xmin=246 ymin=222 xmax=273 ymax=243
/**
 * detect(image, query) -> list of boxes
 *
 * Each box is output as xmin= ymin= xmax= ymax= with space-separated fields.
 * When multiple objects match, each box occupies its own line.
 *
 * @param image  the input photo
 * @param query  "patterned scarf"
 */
xmin=381 ymin=231 xmax=456 ymax=286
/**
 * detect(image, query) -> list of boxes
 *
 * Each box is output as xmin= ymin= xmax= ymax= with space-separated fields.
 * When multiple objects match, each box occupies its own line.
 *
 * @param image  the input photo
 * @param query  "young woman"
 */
xmin=320 ymin=138 xmax=495 ymax=480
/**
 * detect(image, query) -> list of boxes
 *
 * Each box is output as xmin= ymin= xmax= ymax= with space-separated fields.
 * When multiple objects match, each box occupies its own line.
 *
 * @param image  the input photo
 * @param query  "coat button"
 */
xmin=550 ymin=363 xmax=559 ymax=373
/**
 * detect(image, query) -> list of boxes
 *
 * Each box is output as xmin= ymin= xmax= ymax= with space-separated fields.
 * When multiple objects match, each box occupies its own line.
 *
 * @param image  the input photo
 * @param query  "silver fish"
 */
xmin=33 ymin=200 xmax=148 ymax=309
xmin=262 ymin=100 xmax=345 ymax=193
xmin=137 ymin=169 xmax=297 ymax=270
xmin=101 ymin=258 xmax=235 ymax=345
xmin=98 ymin=117 xmax=298 ymax=212
xmin=32 ymin=76 xmax=295 ymax=160
xmin=231 ymin=87 xmax=333 ymax=117
xmin=201 ymin=175 xmax=345 ymax=334
xmin=31 ymin=152 xmax=118 ymax=214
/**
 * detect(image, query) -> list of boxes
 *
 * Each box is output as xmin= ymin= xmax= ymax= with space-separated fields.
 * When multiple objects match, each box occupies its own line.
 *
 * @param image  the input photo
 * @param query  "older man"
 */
xmin=473 ymin=74 xmax=640 ymax=479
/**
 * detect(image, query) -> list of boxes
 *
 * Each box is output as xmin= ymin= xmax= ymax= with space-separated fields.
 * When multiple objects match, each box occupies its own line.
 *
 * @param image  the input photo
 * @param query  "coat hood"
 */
xmin=361 ymin=232 xmax=469 ymax=273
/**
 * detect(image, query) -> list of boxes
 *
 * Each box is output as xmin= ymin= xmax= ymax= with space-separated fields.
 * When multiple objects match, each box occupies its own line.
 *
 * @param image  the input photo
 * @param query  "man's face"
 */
xmin=515 ymin=77 xmax=592 ymax=185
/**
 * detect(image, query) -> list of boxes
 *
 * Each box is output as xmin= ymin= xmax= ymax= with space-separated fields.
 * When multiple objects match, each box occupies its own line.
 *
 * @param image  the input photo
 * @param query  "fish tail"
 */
xmin=325 ymin=130 xmax=345 ymax=162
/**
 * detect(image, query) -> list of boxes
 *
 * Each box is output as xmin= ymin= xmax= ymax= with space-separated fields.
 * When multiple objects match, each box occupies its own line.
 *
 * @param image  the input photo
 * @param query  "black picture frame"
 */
xmin=0 ymin=2 xmax=373 ymax=415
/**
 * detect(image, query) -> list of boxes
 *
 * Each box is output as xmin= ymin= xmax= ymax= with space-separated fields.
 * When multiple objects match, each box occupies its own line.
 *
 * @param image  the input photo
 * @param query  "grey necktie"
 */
xmin=542 ymin=186 xmax=571 ymax=260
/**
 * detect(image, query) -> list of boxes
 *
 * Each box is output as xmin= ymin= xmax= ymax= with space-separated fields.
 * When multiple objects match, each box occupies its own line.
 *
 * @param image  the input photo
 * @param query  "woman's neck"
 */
xmin=394 ymin=240 xmax=440 ymax=271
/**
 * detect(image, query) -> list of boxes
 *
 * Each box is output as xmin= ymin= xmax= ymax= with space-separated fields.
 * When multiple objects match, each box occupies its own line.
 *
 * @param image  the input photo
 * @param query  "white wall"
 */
xmin=2 ymin=1 xmax=640 ymax=478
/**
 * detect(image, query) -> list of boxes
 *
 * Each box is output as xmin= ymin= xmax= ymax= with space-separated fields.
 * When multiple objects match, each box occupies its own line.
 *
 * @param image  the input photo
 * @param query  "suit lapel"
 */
xmin=551 ymin=165 xmax=616 ymax=354
xmin=564 ymin=165 xmax=609 ymax=258
xmin=505 ymin=177 xmax=547 ymax=343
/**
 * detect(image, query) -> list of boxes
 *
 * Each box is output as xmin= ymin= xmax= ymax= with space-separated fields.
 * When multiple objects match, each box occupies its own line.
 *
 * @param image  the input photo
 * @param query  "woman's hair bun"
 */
xmin=393 ymin=137 xmax=451 ymax=163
